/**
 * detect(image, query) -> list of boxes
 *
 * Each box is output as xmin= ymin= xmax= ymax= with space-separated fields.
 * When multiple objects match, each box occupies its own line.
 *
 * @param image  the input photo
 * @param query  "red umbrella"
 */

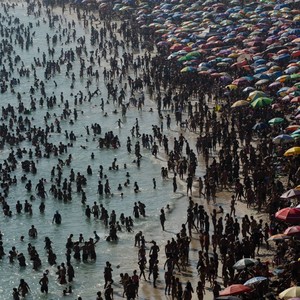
xmin=219 ymin=284 xmax=252 ymax=296
xmin=232 ymin=77 xmax=250 ymax=86
xmin=275 ymin=208 xmax=300 ymax=224
xmin=284 ymin=226 xmax=300 ymax=236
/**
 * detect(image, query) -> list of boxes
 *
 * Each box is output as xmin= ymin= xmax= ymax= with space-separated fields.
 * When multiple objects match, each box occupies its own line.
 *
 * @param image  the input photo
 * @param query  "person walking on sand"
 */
xmin=186 ymin=174 xmax=193 ymax=196
xmin=230 ymin=195 xmax=236 ymax=217
xmin=160 ymin=208 xmax=166 ymax=231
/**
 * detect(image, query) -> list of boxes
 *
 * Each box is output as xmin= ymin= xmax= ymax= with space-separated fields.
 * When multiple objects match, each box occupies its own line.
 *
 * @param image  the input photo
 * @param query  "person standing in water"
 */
xmin=39 ymin=272 xmax=49 ymax=294
xmin=52 ymin=210 xmax=62 ymax=224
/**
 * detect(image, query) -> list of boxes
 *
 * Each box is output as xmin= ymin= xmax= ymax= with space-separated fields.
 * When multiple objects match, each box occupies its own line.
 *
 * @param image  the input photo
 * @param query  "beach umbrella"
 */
xmin=268 ymin=233 xmax=290 ymax=241
xmin=233 ymin=258 xmax=258 ymax=270
xmin=291 ymin=96 xmax=300 ymax=103
xmin=272 ymin=134 xmax=294 ymax=144
xmin=231 ymin=100 xmax=249 ymax=108
xmin=276 ymin=75 xmax=290 ymax=83
xmin=268 ymin=82 xmax=282 ymax=89
xmin=232 ymin=77 xmax=250 ymax=86
xmin=250 ymin=97 xmax=273 ymax=108
xmin=279 ymin=287 xmax=300 ymax=299
xmin=275 ymin=207 xmax=300 ymax=223
xmin=255 ymin=79 xmax=269 ymax=86
xmin=268 ymin=117 xmax=284 ymax=125
xmin=291 ymin=74 xmax=300 ymax=80
xmin=286 ymin=125 xmax=300 ymax=132
xmin=216 ymin=297 xmax=241 ymax=300
xmin=252 ymin=122 xmax=268 ymax=130
xmin=180 ymin=66 xmax=197 ymax=73
xmin=243 ymin=87 xmax=256 ymax=93
xmin=284 ymin=226 xmax=300 ymax=236
xmin=244 ymin=276 xmax=268 ymax=286
xmin=248 ymin=90 xmax=266 ymax=101
xmin=284 ymin=147 xmax=300 ymax=157
xmin=226 ymin=84 xmax=238 ymax=90
xmin=219 ymin=284 xmax=252 ymax=296
xmin=280 ymin=189 xmax=300 ymax=199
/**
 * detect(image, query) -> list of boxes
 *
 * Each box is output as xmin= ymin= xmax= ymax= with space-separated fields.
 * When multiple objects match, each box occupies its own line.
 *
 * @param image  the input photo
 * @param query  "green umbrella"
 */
xmin=180 ymin=66 xmax=197 ymax=73
xmin=250 ymin=97 xmax=273 ymax=108
xmin=268 ymin=117 xmax=284 ymax=125
xmin=291 ymin=73 xmax=300 ymax=80
xmin=186 ymin=51 xmax=201 ymax=58
xmin=291 ymin=132 xmax=300 ymax=139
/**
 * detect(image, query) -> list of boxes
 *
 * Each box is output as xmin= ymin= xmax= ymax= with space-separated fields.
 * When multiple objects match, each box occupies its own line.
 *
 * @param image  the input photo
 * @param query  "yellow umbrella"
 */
xmin=247 ymin=90 xmax=266 ymax=101
xmin=231 ymin=100 xmax=249 ymax=108
xmin=228 ymin=53 xmax=239 ymax=58
xmin=284 ymin=147 xmax=300 ymax=157
xmin=226 ymin=84 xmax=238 ymax=90
xmin=279 ymin=286 xmax=300 ymax=299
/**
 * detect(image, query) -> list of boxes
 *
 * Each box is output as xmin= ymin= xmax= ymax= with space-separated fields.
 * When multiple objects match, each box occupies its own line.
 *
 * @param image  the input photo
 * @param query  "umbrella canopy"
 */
xmin=253 ymin=122 xmax=268 ymax=131
xmin=233 ymin=258 xmax=258 ymax=270
xmin=220 ymin=284 xmax=252 ymax=296
xmin=280 ymin=189 xmax=300 ymax=199
xmin=273 ymin=134 xmax=294 ymax=144
xmin=216 ymin=297 xmax=241 ymax=300
xmin=244 ymin=276 xmax=268 ymax=286
xmin=231 ymin=100 xmax=249 ymax=108
xmin=279 ymin=286 xmax=300 ymax=299
xmin=268 ymin=233 xmax=290 ymax=241
xmin=284 ymin=147 xmax=300 ymax=157
xmin=284 ymin=226 xmax=300 ymax=236
xmin=268 ymin=117 xmax=284 ymax=125
xmin=248 ymin=90 xmax=266 ymax=101
xmin=250 ymin=97 xmax=273 ymax=108
xmin=275 ymin=207 xmax=300 ymax=224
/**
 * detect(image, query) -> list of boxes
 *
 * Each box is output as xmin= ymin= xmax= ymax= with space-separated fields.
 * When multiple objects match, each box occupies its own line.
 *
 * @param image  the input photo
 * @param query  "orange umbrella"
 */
xmin=286 ymin=125 xmax=300 ymax=132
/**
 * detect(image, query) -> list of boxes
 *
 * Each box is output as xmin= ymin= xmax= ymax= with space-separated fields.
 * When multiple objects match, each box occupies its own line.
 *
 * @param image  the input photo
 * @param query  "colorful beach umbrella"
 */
xmin=248 ymin=90 xmax=266 ymax=101
xmin=284 ymin=146 xmax=300 ymax=157
xmin=250 ymin=97 xmax=273 ymax=108
xmin=233 ymin=258 xmax=258 ymax=270
xmin=268 ymin=233 xmax=290 ymax=241
xmin=268 ymin=117 xmax=284 ymax=125
xmin=284 ymin=226 xmax=300 ymax=236
xmin=231 ymin=100 xmax=249 ymax=108
xmin=279 ymin=287 xmax=300 ymax=300
xmin=216 ymin=297 xmax=241 ymax=300
xmin=244 ymin=276 xmax=268 ymax=286
xmin=219 ymin=284 xmax=252 ymax=296
xmin=280 ymin=189 xmax=300 ymax=199
xmin=272 ymin=134 xmax=294 ymax=144
xmin=275 ymin=207 xmax=300 ymax=223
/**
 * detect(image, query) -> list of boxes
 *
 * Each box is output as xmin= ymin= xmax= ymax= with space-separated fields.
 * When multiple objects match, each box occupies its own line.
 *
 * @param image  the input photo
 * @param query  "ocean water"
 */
xmin=0 ymin=2 xmax=192 ymax=299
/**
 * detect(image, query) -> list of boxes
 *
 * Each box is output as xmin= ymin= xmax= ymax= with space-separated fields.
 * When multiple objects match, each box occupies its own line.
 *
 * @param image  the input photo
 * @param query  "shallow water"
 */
xmin=0 ymin=2 xmax=192 ymax=299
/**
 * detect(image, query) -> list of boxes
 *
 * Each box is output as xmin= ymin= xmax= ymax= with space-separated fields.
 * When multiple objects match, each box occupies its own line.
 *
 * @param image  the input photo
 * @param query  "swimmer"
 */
xmin=93 ymin=231 xmax=100 ymax=242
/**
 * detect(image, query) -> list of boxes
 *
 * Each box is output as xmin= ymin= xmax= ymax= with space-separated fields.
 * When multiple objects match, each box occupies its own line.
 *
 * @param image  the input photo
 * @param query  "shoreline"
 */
xmin=0 ymin=1 xmax=298 ymax=300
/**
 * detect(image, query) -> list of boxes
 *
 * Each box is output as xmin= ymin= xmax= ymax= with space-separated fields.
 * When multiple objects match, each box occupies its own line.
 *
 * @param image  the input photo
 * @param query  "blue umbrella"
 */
xmin=244 ymin=276 xmax=267 ymax=286
xmin=253 ymin=122 xmax=268 ymax=130
xmin=272 ymin=134 xmax=294 ymax=144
